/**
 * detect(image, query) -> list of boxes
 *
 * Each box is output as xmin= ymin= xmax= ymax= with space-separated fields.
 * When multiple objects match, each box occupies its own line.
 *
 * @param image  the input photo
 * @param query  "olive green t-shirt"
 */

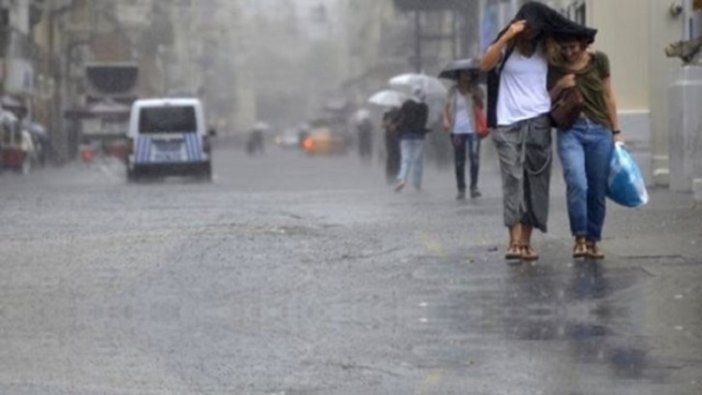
xmin=548 ymin=51 xmax=612 ymax=129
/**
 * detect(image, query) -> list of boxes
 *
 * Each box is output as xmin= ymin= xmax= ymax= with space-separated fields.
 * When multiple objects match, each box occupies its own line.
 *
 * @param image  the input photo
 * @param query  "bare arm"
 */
xmin=442 ymin=100 xmax=452 ymax=131
xmin=479 ymin=20 xmax=526 ymax=71
xmin=549 ymin=74 xmax=576 ymax=101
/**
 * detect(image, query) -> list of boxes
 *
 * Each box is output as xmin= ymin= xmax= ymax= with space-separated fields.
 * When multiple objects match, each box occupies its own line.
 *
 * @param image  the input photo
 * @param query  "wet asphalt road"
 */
xmin=1 ymin=143 xmax=701 ymax=394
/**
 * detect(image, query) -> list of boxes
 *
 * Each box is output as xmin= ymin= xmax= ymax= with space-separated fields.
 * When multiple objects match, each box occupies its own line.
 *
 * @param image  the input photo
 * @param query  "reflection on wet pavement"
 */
xmin=410 ymin=253 xmax=669 ymax=393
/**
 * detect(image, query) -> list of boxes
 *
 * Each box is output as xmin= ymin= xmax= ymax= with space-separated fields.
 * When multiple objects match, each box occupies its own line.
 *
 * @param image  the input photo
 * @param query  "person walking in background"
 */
xmin=480 ymin=1 xmax=596 ymax=262
xmin=382 ymin=106 xmax=401 ymax=183
xmin=356 ymin=113 xmax=374 ymax=161
xmin=394 ymin=87 xmax=429 ymax=192
xmin=548 ymin=33 xmax=622 ymax=260
xmin=442 ymin=68 xmax=484 ymax=200
xmin=246 ymin=122 xmax=266 ymax=155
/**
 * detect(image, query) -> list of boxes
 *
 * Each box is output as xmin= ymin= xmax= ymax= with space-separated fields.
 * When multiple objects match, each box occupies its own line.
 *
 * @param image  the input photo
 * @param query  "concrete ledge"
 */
xmin=619 ymin=110 xmax=653 ymax=186
xmin=669 ymin=66 xmax=702 ymax=192
xmin=694 ymin=178 xmax=702 ymax=202
xmin=619 ymin=110 xmax=651 ymax=149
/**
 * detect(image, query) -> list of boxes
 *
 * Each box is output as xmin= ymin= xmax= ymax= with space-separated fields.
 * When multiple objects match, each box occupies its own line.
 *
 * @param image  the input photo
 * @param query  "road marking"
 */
xmin=419 ymin=232 xmax=446 ymax=256
xmin=417 ymin=368 xmax=444 ymax=395
xmin=99 ymin=162 xmax=121 ymax=183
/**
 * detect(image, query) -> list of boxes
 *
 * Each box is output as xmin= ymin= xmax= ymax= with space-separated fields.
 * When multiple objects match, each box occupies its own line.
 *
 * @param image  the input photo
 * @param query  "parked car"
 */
xmin=301 ymin=119 xmax=349 ymax=156
xmin=274 ymin=128 xmax=301 ymax=150
xmin=126 ymin=98 xmax=214 ymax=181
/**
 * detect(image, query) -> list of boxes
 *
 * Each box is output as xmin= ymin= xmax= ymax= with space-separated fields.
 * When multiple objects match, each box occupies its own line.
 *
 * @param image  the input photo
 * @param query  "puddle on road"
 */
xmin=410 ymin=255 xmax=668 ymax=389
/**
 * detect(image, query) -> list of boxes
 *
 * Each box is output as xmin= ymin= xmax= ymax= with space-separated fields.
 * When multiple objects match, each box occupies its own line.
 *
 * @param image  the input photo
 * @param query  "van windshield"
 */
xmin=139 ymin=106 xmax=197 ymax=134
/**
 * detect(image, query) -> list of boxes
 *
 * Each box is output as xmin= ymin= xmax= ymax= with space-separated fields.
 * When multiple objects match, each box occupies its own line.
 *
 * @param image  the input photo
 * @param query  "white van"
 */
xmin=126 ymin=98 xmax=213 ymax=180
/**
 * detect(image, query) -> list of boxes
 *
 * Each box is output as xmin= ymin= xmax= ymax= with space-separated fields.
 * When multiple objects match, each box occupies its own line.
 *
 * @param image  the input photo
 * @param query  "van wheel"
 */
xmin=196 ymin=162 xmax=212 ymax=181
xmin=127 ymin=167 xmax=139 ymax=182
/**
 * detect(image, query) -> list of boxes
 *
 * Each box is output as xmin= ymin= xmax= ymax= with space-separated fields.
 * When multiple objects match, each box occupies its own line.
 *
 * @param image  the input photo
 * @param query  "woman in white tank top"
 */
xmin=480 ymin=2 xmax=598 ymax=263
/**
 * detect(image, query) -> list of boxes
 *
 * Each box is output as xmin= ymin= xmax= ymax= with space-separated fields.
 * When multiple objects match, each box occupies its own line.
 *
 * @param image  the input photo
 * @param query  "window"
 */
xmin=568 ymin=0 xmax=586 ymax=25
xmin=139 ymin=106 xmax=197 ymax=134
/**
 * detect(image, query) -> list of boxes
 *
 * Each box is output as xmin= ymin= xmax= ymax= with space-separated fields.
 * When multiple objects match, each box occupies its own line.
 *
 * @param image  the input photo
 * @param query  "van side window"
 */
xmin=139 ymin=106 xmax=197 ymax=134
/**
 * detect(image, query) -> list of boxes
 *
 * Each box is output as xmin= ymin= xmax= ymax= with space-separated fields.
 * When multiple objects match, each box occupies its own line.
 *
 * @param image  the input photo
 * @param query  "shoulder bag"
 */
xmin=473 ymin=105 xmax=490 ymax=139
xmin=550 ymin=86 xmax=584 ymax=130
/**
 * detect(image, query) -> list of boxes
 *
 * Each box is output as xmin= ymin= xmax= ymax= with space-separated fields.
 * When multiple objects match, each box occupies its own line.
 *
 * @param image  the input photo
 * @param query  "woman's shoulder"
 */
xmin=589 ymin=50 xmax=611 ymax=76
xmin=590 ymin=50 xmax=610 ymax=64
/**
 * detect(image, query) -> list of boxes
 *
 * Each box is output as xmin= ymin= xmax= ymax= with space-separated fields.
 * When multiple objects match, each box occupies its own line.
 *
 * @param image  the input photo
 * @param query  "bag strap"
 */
xmin=499 ymin=44 xmax=515 ymax=75
xmin=487 ymin=43 xmax=515 ymax=128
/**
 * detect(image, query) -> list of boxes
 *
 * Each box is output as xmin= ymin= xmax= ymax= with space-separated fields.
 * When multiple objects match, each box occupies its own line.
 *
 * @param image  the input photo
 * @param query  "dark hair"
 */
xmin=459 ymin=69 xmax=480 ymax=81
xmin=555 ymin=34 xmax=591 ymax=44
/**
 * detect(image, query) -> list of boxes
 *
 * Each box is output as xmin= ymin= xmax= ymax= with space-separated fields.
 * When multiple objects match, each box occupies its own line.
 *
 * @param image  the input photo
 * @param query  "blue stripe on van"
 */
xmin=136 ymin=136 xmax=144 ymax=163
xmin=143 ymin=136 xmax=152 ymax=163
xmin=194 ymin=133 xmax=202 ymax=161
xmin=134 ymin=133 xmax=205 ymax=164
xmin=185 ymin=133 xmax=201 ymax=161
xmin=186 ymin=133 xmax=197 ymax=161
xmin=136 ymin=136 xmax=152 ymax=164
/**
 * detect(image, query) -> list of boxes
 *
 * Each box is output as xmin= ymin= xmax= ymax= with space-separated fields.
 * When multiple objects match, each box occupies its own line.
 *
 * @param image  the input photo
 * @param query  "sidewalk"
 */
xmin=604 ymin=187 xmax=702 ymax=260
xmin=549 ymin=185 xmax=702 ymax=390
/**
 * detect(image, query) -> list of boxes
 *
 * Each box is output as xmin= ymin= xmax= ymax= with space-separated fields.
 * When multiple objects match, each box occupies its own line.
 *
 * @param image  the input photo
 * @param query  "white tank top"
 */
xmin=452 ymin=93 xmax=475 ymax=135
xmin=496 ymin=47 xmax=551 ymax=126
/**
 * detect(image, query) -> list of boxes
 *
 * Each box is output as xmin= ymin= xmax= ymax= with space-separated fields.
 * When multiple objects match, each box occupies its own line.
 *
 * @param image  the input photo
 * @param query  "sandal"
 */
xmin=521 ymin=244 xmax=539 ymax=261
xmin=394 ymin=180 xmax=406 ymax=192
xmin=573 ymin=237 xmax=588 ymax=258
xmin=586 ymin=242 xmax=605 ymax=260
xmin=505 ymin=243 xmax=522 ymax=260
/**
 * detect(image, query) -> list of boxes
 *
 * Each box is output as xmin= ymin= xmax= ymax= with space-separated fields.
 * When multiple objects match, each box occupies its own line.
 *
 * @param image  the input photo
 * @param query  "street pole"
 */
xmin=48 ymin=2 xmax=74 ymax=164
xmin=668 ymin=1 xmax=702 ymax=200
xmin=414 ymin=10 xmax=422 ymax=72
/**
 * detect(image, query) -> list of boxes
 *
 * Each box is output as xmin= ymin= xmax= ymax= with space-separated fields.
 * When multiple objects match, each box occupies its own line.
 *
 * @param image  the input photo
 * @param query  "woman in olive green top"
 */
xmin=548 ymin=35 xmax=624 ymax=259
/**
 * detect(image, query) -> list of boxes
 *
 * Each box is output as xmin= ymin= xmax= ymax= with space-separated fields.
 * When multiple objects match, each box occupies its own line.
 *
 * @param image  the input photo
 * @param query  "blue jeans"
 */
xmin=557 ymin=117 xmax=614 ymax=241
xmin=452 ymin=133 xmax=480 ymax=192
xmin=397 ymin=138 xmax=425 ymax=188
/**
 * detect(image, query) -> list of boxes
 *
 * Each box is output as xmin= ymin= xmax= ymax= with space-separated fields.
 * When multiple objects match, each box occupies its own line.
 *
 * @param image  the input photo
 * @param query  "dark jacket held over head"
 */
xmin=485 ymin=1 xmax=598 ymax=128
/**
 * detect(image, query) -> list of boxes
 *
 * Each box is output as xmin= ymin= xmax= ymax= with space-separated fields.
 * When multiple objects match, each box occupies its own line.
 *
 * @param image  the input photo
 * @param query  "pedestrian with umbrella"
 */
xmin=368 ymin=89 xmax=406 ymax=183
xmin=440 ymin=58 xmax=486 ymax=200
xmin=394 ymin=86 xmax=429 ymax=192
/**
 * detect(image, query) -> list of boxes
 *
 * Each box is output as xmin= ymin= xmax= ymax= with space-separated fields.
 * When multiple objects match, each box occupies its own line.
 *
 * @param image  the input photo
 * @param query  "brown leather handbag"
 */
xmin=473 ymin=105 xmax=490 ymax=139
xmin=550 ymin=87 xmax=584 ymax=130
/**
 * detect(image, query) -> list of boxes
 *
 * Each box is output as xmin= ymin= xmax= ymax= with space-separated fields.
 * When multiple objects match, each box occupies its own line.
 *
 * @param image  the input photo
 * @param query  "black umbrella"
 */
xmin=438 ymin=58 xmax=484 ymax=81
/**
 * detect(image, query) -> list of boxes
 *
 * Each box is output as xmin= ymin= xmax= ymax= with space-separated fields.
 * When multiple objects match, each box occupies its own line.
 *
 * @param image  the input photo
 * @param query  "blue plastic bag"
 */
xmin=607 ymin=142 xmax=648 ymax=208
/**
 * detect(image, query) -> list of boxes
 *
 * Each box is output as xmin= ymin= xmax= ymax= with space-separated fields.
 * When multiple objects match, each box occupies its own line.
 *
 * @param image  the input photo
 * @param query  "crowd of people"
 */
xmin=381 ymin=1 xmax=622 ymax=263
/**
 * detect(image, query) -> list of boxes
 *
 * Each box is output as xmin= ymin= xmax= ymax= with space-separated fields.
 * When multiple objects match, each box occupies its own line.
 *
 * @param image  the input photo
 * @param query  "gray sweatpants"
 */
xmin=492 ymin=114 xmax=552 ymax=232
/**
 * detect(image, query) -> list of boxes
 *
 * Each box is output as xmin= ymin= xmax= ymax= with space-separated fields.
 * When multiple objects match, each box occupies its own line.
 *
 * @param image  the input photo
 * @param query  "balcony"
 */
xmin=0 ymin=27 xmax=39 ymax=61
xmin=393 ymin=0 xmax=469 ymax=12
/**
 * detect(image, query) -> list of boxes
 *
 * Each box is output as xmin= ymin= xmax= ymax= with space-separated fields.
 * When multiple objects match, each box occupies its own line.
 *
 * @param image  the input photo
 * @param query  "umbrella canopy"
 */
xmin=354 ymin=108 xmax=371 ymax=121
xmin=1 ymin=95 xmax=25 ymax=110
xmin=367 ymin=89 xmax=407 ymax=107
xmin=438 ymin=58 xmax=483 ymax=81
xmin=27 ymin=122 xmax=47 ymax=135
xmin=0 ymin=109 xmax=18 ymax=125
xmin=254 ymin=121 xmax=270 ymax=131
xmin=389 ymin=73 xmax=447 ymax=99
